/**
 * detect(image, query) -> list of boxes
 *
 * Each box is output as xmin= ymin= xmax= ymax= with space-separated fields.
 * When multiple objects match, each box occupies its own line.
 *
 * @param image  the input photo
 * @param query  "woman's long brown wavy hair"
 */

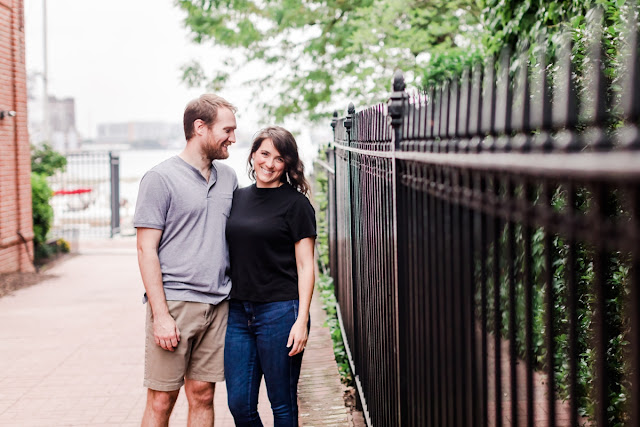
xmin=247 ymin=126 xmax=310 ymax=195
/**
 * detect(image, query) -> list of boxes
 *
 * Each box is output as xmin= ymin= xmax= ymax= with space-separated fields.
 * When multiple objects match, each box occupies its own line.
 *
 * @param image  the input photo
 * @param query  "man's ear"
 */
xmin=194 ymin=119 xmax=206 ymax=136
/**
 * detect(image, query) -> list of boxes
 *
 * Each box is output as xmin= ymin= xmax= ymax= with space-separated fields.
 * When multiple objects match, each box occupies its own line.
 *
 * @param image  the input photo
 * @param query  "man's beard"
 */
xmin=205 ymin=139 xmax=228 ymax=161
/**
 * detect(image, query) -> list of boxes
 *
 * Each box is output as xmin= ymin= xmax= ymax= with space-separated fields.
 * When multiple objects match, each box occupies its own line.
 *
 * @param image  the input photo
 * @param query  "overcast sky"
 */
xmin=24 ymin=0 xmax=258 ymax=140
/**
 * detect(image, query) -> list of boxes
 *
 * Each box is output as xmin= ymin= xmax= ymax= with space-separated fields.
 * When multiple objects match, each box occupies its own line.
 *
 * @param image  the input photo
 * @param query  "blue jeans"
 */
xmin=224 ymin=299 xmax=307 ymax=427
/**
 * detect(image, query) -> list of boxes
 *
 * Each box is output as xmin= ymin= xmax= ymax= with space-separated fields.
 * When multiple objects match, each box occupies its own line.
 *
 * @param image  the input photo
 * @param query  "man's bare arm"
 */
xmin=137 ymin=227 xmax=180 ymax=351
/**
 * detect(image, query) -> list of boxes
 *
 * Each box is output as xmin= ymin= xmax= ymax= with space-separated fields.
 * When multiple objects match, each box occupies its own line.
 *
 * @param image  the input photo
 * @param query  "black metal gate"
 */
xmin=48 ymin=151 xmax=120 ymax=239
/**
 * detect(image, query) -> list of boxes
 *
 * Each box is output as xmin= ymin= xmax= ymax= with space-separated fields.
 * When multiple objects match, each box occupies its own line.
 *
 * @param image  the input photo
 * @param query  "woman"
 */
xmin=224 ymin=126 xmax=316 ymax=426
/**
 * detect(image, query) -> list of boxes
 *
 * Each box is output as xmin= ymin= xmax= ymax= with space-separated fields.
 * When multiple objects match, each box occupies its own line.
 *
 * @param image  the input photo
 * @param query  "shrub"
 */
xmin=30 ymin=144 xmax=66 ymax=261
xmin=31 ymin=172 xmax=54 ymax=260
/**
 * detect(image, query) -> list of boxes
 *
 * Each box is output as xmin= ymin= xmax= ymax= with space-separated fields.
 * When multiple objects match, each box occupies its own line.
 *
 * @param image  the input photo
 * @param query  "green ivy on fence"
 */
xmin=313 ymin=149 xmax=354 ymax=387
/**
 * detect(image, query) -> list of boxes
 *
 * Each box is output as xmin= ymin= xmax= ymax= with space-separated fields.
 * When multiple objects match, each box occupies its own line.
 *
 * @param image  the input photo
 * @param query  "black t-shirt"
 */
xmin=226 ymin=183 xmax=316 ymax=302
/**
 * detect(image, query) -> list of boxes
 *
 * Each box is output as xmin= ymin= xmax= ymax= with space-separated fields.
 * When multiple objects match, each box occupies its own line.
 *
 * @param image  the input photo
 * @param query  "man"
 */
xmin=134 ymin=94 xmax=237 ymax=426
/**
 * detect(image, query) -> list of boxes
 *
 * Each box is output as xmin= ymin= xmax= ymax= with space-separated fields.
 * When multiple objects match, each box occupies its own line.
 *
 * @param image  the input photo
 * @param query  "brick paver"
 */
xmin=298 ymin=287 xmax=351 ymax=426
xmin=0 ymin=237 xmax=351 ymax=426
xmin=484 ymin=328 xmax=590 ymax=427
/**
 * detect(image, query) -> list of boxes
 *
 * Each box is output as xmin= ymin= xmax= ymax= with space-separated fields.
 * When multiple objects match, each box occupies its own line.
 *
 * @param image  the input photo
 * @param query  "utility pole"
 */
xmin=42 ymin=0 xmax=49 ymax=143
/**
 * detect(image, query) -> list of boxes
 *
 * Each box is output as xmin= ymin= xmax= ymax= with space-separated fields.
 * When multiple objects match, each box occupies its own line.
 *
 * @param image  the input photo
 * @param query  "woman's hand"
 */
xmin=287 ymin=318 xmax=309 ymax=356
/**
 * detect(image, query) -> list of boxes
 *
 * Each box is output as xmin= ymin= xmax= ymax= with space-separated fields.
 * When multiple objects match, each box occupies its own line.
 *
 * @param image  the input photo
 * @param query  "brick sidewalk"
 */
xmin=298 ymin=286 xmax=351 ymax=426
xmin=0 ymin=237 xmax=353 ymax=426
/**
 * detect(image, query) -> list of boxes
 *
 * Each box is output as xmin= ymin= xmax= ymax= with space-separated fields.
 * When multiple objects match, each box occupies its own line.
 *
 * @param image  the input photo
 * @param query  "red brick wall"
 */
xmin=0 ymin=0 xmax=35 ymax=273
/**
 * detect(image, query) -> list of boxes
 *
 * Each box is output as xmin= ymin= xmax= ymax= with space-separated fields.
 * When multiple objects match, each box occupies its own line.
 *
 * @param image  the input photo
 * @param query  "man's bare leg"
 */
xmin=185 ymin=379 xmax=215 ymax=426
xmin=142 ymin=388 xmax=180 ymax=427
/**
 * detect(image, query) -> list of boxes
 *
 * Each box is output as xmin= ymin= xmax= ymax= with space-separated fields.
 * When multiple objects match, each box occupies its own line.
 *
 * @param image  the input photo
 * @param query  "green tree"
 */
xmin=177 ymin=0 xmax=481 ymax=122
xmin=31 ymin=143 xmax=68 ymax=177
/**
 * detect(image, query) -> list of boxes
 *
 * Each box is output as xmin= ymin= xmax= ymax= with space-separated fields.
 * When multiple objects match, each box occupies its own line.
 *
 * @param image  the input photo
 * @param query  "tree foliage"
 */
xmin=31 ymin=143 xmax=67 ymax=177
xmin=479 ymin=0 xmax=632 ymax=57
xmin=479 ymin=0 xmax=639 ymax=130
xmin=177 ymin=0 xmax=481 ymax=122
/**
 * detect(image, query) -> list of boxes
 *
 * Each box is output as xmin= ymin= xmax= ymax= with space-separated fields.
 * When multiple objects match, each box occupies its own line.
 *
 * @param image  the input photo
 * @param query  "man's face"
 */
xmin=203 ymin=107 xmax=237 ymax=160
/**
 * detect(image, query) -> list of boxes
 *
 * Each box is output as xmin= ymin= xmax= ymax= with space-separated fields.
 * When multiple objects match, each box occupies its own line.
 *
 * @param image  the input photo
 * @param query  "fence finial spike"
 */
xmin=331 ymin=110 xmax=338 ymax=130
xmin=348 ymin=103 xmax=356 ymax=115
xmin=393 ymin=70 xmax=405 ymax=92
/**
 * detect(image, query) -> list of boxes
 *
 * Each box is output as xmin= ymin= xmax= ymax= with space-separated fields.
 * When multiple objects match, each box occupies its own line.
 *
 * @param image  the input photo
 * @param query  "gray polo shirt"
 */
xmin=133 ymin=156 xmax=237 ymax=305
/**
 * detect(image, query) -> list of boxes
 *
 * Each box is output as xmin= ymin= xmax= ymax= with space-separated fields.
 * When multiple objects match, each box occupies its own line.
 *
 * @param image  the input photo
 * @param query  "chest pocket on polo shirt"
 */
xmin=212 ymin=193 xmax=233 ymax=217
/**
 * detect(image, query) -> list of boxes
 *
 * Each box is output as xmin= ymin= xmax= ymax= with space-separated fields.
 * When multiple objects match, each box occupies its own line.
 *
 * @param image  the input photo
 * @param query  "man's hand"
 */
xmin=153 ymin=313 xmax=181 ymax=351
xmin=286 ymin=318 xmax=308 ymax=356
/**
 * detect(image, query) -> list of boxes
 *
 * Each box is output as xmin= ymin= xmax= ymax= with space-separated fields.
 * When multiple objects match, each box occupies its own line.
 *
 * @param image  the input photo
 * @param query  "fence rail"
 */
xmin=320 ymin=18 xmax=640 ymax=427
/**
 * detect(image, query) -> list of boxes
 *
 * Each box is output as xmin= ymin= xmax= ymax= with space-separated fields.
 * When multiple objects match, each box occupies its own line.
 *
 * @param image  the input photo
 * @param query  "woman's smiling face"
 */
xmin=251 ymin=138 xmax=286 ymax=188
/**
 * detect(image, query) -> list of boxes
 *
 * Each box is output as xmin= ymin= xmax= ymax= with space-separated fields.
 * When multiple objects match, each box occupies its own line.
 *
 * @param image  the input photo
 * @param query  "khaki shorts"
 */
xmin=144 ymin=300 xmax=229 ymax=391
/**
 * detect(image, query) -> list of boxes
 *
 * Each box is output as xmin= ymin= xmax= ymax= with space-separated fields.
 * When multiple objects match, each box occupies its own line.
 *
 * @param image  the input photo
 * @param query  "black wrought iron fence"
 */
xmin=48 ymin=151 xmax=120 ymax=239
xmin=320 ymin=20 xmax=640 ymax=427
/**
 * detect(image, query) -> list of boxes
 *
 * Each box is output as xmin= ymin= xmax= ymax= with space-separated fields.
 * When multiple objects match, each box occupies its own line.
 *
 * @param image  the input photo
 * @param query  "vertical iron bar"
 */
xmin=507 ymin=177 xmax=517 ymax=427
xmin=566 ymin=184 xmax=579 ymax=427
xmin=543 ymin=180 xmax=556 ymax=427
xmin=444 ymin=166 xmax=455 ymax=427
xmin=492 ymin=175 xmax=502 ymax=427
xmin=463 ymin=169 xmax=476 ymax=427
xmin=330 ymin=147 xmax=342 ymax=294
xmin=479 ymin=172 xmax=489 ymax=427
xmin=429 ymin=165 xmax=439 ymax=427
xmin=592 ymin=183 xmax=610 ymax=427
xmin=408 ymin=161 xmax=417 ymax=425
xmin=388 ymin=71 xmax=406 ymax=426
xmin=422 ymin=164 xmax=432 ymax=425
xmin=438 ymin=166 xmax=446 ymax=425
xmin=630 ymin=185 xmax=640 ymax=426
xmin=345 ymin=105 xmax=361 ymax=410
xmin=524 ymin=181 xmax=535 ymax=427
xmin=453 ymin=167 xmax=466 ymax=427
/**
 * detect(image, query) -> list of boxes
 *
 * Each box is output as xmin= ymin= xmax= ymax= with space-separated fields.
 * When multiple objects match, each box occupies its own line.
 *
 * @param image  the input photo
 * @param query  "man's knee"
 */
xmin=185 ymin=380 xmax=215 ymax=407
xmin=147 ymin=389 xmax=179 ymax=415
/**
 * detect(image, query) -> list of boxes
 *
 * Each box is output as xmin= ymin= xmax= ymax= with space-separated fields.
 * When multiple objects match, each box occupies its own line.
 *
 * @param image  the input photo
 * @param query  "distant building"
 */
xmin=27 ymin=82 xmax=80 ymax=152
xmin=0 ymin=0 xmax=35 ymax=273
xmin=96 ymin=121 xmax=183 ymax=149
xmin=48 ymin=96 xmax=79 ymax=152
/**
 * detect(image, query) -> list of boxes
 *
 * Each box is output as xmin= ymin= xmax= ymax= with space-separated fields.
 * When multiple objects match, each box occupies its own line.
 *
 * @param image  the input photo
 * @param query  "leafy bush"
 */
xmin=31 ymin=173 xmax=55 ymax=260
xmin=30 ymin=144 xmax=66 ymax=261
xmin=420 ymin=46 xmax=483 ymax=88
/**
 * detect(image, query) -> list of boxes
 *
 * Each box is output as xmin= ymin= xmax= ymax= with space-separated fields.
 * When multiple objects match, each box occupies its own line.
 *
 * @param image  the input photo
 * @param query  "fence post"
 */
xmin=388 ymin=70 xmax=407 ymax=425
xmin=330 ymin=111 xmax=339 ymax=294
xmin=109 ymin=152 xmax=120 ymax=237
xmin=389 ymin=71 xmax=407 ymax=150
xmin=344 ymin=102 xmax=360 ymax=380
